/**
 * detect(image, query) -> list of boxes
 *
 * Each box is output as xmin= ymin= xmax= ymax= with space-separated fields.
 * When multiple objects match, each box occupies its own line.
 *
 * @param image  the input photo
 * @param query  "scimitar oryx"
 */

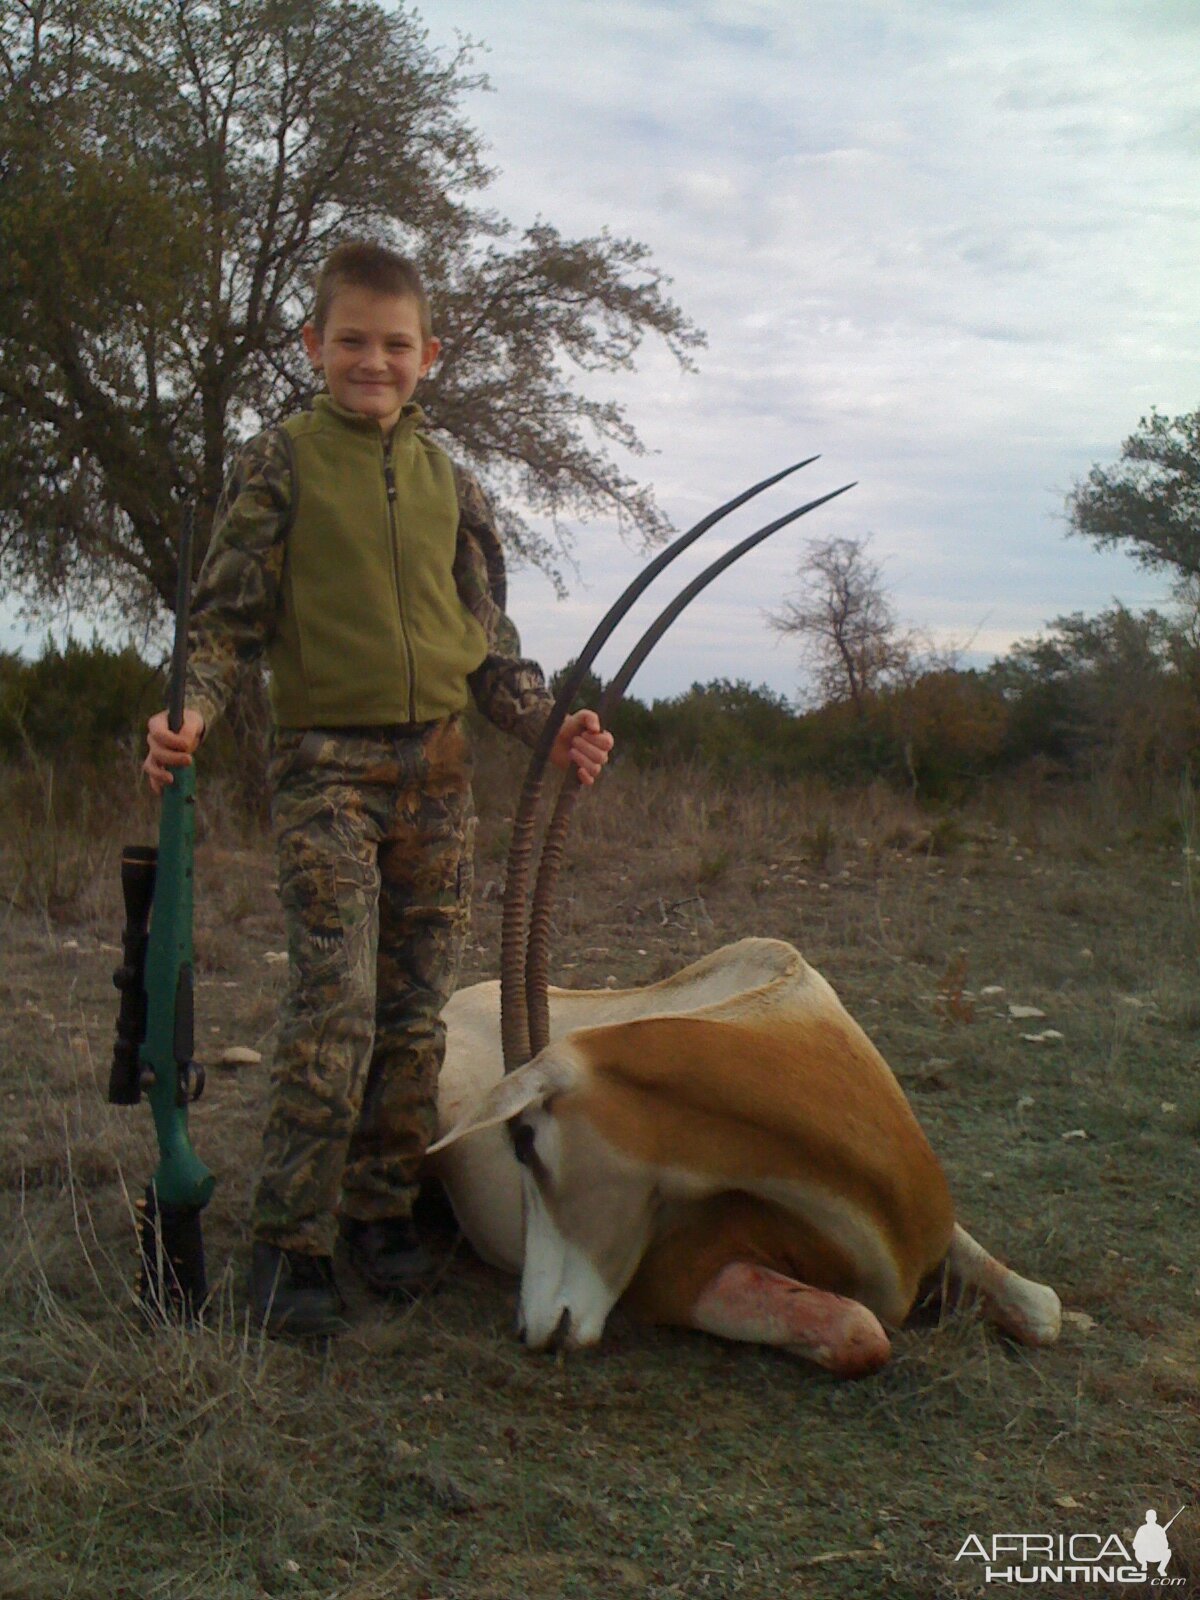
xmin=427 ymin=465 xmax=1063 ymax=1378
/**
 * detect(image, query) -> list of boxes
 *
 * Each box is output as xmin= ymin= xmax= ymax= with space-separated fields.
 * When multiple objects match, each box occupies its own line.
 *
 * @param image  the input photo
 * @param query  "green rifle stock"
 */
xmin=109 ymin=503 xmax=215 ymax=1318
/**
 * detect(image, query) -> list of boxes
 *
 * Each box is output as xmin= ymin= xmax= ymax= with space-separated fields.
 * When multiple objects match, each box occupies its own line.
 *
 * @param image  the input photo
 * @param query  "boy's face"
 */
xmin=303 ymin=286 xmax=440 ymax=431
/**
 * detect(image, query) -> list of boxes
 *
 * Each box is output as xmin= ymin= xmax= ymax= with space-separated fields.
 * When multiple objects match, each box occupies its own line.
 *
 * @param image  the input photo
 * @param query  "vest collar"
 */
xmin=312 ymin=393 xmax=426 ymax=436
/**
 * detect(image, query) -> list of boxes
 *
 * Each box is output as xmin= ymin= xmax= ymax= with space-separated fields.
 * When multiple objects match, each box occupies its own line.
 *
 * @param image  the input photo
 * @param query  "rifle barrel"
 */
xmin=168 ymin=503 xmax=195 ymax=734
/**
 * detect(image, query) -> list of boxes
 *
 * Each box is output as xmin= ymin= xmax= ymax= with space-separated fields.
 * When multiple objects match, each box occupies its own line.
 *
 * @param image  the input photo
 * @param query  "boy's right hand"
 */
xmin=143 ymin=709 xmax=206 ymax=795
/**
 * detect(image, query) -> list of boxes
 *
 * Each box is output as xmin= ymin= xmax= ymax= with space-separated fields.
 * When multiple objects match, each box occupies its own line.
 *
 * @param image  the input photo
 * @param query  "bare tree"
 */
xmin=769 ymin=535 xmax=918 ymax=715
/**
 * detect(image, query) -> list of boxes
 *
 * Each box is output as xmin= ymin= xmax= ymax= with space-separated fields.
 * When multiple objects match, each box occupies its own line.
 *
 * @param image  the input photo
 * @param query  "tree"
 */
xmin=988 ymin=604 xmax=1198 ymax=779
xmin=768 ymin=534 xmax=921 ymax=716
xmin=1067 ymin=407 xmax=1200 ymax=582
xmin=0 ymin=0 xmax=703 ymax=628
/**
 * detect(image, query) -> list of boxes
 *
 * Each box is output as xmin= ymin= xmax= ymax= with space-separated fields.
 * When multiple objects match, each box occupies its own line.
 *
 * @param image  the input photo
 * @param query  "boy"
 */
xmin=145 ymin=241 xmax=612 ymax=1335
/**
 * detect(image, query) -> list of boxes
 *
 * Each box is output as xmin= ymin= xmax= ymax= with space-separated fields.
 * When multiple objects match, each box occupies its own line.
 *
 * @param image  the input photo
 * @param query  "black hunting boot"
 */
xmin=340 ymin=1215 xmax=434 ymax=1298
xmin=249 ymin=1242 xmax=347 ymax=1337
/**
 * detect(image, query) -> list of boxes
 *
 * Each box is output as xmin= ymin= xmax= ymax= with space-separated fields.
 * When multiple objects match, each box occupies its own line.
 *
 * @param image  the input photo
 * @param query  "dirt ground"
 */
xmin=1 ymin=749 xmax=1197 ymax=1598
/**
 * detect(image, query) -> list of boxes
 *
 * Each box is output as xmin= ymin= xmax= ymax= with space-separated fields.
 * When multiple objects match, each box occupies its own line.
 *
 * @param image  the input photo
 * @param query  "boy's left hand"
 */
xmin=550 ymin=709 xmax=614 ymax=786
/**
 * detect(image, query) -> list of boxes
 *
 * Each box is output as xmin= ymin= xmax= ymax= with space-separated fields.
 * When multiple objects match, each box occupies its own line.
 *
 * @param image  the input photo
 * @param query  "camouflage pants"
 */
xmin=252 ymin=718 xmax=474 ymax=1255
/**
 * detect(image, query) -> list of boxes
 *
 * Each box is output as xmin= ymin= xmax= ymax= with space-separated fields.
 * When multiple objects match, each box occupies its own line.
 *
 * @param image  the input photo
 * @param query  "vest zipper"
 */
xmin=382 ymin=435 xmax=419 ymax=722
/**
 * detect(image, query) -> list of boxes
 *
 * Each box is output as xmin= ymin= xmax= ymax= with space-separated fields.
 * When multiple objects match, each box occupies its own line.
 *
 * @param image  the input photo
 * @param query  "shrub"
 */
xmin=0 ymin=637 xmax=163 ymax=761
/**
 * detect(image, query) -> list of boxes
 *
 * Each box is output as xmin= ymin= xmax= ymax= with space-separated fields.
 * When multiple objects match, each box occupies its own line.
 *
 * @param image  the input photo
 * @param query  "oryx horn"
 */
xmin=524 ymin=481 xmax=856 ymax=1056
xmin=500 ymin=458 xmax=820 ymax=1071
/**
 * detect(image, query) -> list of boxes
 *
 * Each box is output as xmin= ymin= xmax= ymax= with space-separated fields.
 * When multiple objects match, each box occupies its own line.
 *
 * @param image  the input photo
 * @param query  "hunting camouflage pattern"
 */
xmin=184 ymin=418 xmax=554 ymax=1252
xmin=185 ymin=423 xmax=551 ymax=748
xmin=253 ymin=718 xmax=478 ymax=1253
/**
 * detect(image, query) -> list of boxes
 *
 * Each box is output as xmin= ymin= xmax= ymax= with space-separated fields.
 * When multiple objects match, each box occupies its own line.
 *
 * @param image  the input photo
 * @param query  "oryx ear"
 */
xmin=427 ymin=1063 xmax=558 ymax=1155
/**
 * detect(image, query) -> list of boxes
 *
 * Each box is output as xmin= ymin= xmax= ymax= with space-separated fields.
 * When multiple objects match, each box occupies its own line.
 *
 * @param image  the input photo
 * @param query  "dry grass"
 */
xmin=1 ymin=741 xmax=1198 ymax=1599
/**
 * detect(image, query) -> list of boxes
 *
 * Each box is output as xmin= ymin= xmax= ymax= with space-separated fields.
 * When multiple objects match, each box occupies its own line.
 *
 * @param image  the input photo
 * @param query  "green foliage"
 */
xmin=988 ymin=604 xmax=1200 ymax=782
xmin=549 ymin=660 xmax=605 ymax=714
xmin=607 ymin=641 xmax=1200 ymax=802
xmin=0 ymin=638 xmax=162 ymax=761
xmin=885 ymin=668 xmax=1010 ymax=797
xmin=16 ymin=613 xmax=1200 ymax=807
xmin=1068 ymin=407 xmax=1200 ymax=580
xmin=631 ymin=679 xmax=803 ymax=779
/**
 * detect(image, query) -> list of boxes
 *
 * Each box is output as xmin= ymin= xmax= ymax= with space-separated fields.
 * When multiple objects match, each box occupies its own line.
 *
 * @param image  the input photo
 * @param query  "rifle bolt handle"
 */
xmin=179 ymin=1060 xmax=206 ymax=1104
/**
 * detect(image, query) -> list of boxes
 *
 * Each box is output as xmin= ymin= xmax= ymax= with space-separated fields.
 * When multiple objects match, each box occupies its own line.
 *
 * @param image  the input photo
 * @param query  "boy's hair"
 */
xmin=312 ymin=241 xmax=433 ymax=339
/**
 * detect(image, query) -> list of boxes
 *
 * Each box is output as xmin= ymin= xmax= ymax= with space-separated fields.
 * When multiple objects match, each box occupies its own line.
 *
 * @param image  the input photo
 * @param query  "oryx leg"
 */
xmin=939 ymin=1223 xmax=1061 ymax=1346
xmin=621 ymin=1194 xmax=892 ymax=1378
xmin=690 ymin=1262 xmax=891 ymax=1378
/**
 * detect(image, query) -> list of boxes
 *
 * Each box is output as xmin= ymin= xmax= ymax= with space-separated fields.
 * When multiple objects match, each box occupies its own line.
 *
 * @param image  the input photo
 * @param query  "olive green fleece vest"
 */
xmin=267 ymin=397 xmax=488 ymax=728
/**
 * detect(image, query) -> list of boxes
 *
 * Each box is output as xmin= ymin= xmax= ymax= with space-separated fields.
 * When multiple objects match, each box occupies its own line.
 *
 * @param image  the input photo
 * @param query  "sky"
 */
xmin=5 ymin=0 xmax=1197 ymax=704
xmin=424 ymin=0 xmax=1200 ymax=701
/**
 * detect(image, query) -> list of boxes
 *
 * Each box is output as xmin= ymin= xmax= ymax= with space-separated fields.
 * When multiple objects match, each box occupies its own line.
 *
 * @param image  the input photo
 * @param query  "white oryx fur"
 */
xmin=427 ymin=937 xmax=1062 ymax=1377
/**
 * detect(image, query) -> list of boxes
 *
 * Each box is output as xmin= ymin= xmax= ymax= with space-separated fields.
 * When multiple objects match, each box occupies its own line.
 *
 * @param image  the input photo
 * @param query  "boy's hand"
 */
xmin=143 ymin=708 xmax=206 ymax=796
xmin=550 ymin=709 xmax=614 ymax=787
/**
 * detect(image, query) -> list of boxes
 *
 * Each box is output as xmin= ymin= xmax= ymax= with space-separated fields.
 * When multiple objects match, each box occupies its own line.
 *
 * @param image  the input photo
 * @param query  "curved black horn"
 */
xmin=602 ymin=482 xmax=856 ymax=722
xmin=500 ymin=458 xmax=820 ymax=1072
xmin=524 ymin=482 xmax=856 ymax=1055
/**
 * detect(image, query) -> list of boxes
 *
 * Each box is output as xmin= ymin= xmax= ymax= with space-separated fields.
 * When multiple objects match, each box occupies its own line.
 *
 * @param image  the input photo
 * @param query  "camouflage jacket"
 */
xmin=185 ymin=421 xmax=553 ymax=747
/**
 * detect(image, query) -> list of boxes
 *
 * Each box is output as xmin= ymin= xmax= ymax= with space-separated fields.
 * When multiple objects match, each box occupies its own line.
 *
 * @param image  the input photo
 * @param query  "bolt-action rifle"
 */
xmin=109 ymin=504 xmax=214 ymax=1318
